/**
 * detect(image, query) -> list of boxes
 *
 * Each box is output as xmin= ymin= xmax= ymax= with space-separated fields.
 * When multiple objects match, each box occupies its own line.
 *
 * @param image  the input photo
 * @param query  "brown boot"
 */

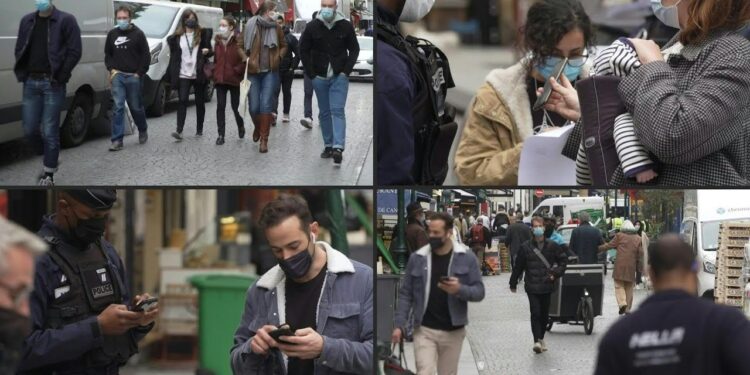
xmin=259 ymin=114 xmax=271 ymax=153
xmin=251 ymin=115 xmax=260 ymax=143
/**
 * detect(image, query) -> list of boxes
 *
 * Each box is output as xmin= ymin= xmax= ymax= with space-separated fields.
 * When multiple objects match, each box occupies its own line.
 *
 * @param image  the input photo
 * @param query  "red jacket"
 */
xmin=213 ymin=33 xmax=246 ymax=87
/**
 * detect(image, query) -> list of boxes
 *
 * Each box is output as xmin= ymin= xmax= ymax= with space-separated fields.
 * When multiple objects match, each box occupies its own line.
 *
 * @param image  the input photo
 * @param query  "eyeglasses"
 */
xmin=543 ymin=53 xmax=589 ymax=68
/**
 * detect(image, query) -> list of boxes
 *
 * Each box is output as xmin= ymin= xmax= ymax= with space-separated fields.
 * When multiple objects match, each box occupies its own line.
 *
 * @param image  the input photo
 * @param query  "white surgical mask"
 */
xmin=650 ymin=0 xmax=681 ymax=29
xmin=399 ymin=0 xmax=435 ymax=23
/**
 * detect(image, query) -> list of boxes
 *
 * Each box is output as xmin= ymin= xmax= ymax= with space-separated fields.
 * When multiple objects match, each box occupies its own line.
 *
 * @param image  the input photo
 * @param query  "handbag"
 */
xmin=383 ymin=339 xmax=415 ymax=375
xmin=202 ymin=61 xmax=215 ymax=80
xmin=238 ymin=58 xmax=251 ymax=123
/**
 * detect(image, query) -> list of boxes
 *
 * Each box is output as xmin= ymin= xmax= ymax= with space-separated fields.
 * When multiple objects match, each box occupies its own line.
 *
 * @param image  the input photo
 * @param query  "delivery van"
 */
xmin=525 ymin=196 xmax=606 ymax=226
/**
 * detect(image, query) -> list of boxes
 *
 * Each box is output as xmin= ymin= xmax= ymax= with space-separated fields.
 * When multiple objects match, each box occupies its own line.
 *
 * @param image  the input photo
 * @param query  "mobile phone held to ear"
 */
xmin=533 ymin=57 xmax=569 ymax=112
xmin=131 ymin=297 xmax=158 ymax=312
xmin=269 ymin=325 xmax=296 ymax=345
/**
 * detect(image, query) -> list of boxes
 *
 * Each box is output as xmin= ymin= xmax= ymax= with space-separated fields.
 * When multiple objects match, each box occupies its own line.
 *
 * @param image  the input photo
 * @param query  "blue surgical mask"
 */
xmin=537 ymin=56 xmax=582 ymax=83
xmin=319 ymin=8 xmax=335 ymax=22
xmin=650 ymin=0 xmax=681 ymax=29
xmin=35 ymin=0 xmax=51 ymax=12
xmin=116 ymin=20 xmax=130 ymax=30
xmin=533 ymin=227 xmax=545 ymax=237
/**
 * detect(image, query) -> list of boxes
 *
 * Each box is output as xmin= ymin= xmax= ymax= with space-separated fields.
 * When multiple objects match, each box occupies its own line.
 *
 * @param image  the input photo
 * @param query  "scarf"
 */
xmin=244 ymin=15 xmax=279 ymax=52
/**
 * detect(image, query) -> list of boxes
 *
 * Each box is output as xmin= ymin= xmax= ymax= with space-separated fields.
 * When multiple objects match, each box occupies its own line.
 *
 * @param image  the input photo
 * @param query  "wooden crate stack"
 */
xmin=715 ymin=222 xmax=750 ymax=309
xmin=498 ymin=243 xmax=512 ymax=273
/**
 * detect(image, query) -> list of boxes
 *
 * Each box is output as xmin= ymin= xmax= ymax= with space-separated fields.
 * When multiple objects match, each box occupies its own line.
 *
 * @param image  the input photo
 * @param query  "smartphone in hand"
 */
xmin=269 ymin=325 xmax=296 ymax=345
xmin=439 ymin=276 xmax=452 ymax=283
xmin=131 ymin=297 xmax=158 ymax=312
xmin=533 ymin=57 xmax=569 ymax=111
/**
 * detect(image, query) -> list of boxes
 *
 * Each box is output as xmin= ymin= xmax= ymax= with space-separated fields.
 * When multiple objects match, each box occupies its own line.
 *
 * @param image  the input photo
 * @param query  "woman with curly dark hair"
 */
xmin=455 ymin=0 xmax=594 ymax=185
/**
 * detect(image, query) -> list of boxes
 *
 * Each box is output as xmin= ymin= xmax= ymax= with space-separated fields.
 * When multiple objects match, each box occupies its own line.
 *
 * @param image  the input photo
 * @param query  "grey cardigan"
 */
xmin=229 ymin=243 xmax=373 ymax=375
xmin=611 ymin=29 xmax=750 ymax=186
xmin=394 ymin=241 xmax=485 ymax=331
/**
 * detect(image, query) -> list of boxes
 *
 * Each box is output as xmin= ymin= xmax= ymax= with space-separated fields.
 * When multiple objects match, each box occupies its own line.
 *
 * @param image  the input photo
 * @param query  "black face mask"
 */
xmin=0 ymin=308 xmax=31 ymax=373
xmin=64 ymin=208 xmax=106 ymax=247
xmin=185 ymin=19 xmax=197 ymax=29
xmin=279 ymin=234 xmax=315 ymax=280
xmin=429 ymin=237 xmax=445 ymax=250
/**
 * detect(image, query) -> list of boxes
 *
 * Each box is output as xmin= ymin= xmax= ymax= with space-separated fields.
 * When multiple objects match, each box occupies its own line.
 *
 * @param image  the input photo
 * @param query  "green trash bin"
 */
xmin=189 ymin=274 xmax=256 ymax=375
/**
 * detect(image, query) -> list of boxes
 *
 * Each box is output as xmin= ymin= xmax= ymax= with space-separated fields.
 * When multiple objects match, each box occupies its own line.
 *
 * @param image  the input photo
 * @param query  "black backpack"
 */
xmin=377 ymin=21 xmax=458 ymax=185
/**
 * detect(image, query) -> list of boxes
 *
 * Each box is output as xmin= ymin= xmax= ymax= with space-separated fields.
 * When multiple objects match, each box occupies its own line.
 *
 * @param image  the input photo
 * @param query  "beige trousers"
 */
xmin=614 ymin=279 xmax=634 ymax=312
xmin=413 ymin=326 xmax=466 ymax=375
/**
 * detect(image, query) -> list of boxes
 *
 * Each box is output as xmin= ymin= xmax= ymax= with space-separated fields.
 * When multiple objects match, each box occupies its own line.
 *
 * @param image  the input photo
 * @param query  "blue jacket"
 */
xmin=230 ymin=243 xmax=373 ymax=375
xmin=394 ymin=241 xmax=485 ymax=331
xmin=595 ymin=290 xmax=750 ymax=375
xmin=569 ymin=222 xmax=605 ymax=264
xmin=19 ymin=216 xmax=151 ymax=374
xmin=14 ymin=6 xmax=82 ymax=84
xmin=375 ymin=5 xmax=417 ymax=185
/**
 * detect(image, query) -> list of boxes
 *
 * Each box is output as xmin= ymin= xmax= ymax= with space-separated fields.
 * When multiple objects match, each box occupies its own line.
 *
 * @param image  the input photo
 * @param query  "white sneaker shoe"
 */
xmin=540 ymin=340 xmax=548 ymax=352
xmin=533 ymin=342 xmax=543 ymax=354
xmin=300 ymin=117 xmax=313 ymax=129
xmin=282 ymin=114 xmax=290 ymax=123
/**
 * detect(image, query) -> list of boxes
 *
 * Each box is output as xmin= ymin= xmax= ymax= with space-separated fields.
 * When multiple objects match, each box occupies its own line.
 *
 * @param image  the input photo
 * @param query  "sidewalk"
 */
xmin=380 ymin=335 xmax=480 ymax=375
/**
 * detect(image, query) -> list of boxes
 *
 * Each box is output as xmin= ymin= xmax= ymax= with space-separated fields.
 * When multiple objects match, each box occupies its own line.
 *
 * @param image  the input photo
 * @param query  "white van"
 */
xmin=114 ymin=0 xmax=223 ymax=117
xmin=0 ymin=0 xmax=112 ymax=147
xmin=681 ymin=190 xmax=750 ymax=298
xmin=525 ymin=196 xmax=606 ymax=226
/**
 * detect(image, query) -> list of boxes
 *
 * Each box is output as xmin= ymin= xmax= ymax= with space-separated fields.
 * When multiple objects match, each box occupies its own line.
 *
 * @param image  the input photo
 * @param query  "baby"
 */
xmin=575 ymin=37 xmax=683 ymax=185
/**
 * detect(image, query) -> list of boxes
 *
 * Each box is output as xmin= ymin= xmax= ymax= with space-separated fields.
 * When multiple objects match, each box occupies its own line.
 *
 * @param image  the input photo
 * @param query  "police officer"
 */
xmin=18 ymin=190 xmax=159 ymax=374
xmin=595 ymin=235 xmax=750 ymax=375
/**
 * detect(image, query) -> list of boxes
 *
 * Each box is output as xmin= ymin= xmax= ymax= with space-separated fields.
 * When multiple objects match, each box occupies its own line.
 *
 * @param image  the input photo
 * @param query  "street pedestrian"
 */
xmin=493 ymin=208 xmax=510 ymax=238
xmin=505 ymin=214 xmax=531 ymax=277
xmin=598 ymin=220 xmax=643 ymax=315
xmin=300 ymin=11 xmax=318 ymax=130
xmin=569 ymin=211 xmax=605 ymax=264
xmin=230 ymin=195 xmax=373 ymax=374
xmin=243 ymin=1 xmax=287 ymax=153
xmin=168 ymin=9 xmax=214 ymax=141
xmin=510 ymin=216 xmax=567 ymax=354
xmin=455 ymin=0 xmax=593 ymax=185
xmin=468 ymin=217 xmax=491 ymax=268
xmin=213 ymin=15 xmax=247 ymax=146
xmin=595 ymin=235 xmax=750 ymax=375
xmin=105 ymin=5 xmax=150 ymax=152
xmin=405 ymin=202 xmax=429 ymax=254
xmin=18 ymin=190 xmax=159 ymax=374
xmin=392 ymin=212 xmax=485 ymax=375
xmin=453 ymin=212 xmax=467 ymax=244
xmin=300 ymin=0 xmax=360 ymax=165
xmin=274 ymin=15 xmax=300 ymax=125
xmin=14 ymin=0 xmax=82 ymax=186
xmin=0 ymin=216 xmax=47 ymax=374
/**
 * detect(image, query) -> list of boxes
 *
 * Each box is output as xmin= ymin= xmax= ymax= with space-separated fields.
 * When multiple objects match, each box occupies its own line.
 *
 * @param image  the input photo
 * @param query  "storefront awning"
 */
xmin=452 ymin=189 xmax=476 ymax=198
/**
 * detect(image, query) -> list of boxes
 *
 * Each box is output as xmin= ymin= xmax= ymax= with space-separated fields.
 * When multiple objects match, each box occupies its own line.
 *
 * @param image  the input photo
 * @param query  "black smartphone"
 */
xmin=533 ymin=57 xmax=568 ymax=111
xmin=131 ymin=297 xmax=158 ymax=312
xmin=439 ymin=276 xmax=451 ymax=283
xmin=269 ymin=325 xmax=296 ymax=345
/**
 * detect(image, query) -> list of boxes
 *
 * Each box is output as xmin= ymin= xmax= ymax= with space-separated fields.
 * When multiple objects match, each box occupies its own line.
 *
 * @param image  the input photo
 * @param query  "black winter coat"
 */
xmin=167 ymin=28 xmax=213 ymax=87
xmin=510 ymin=239 xmax=567 ymax=294
xmin=299 ymin=18 xmax=359 ymax=78
xmin=280 ymin=28 xmax=300 ymax=73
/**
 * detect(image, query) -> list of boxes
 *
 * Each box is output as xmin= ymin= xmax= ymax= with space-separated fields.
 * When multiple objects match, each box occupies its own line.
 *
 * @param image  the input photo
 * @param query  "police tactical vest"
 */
xmin=43 ymin=237 xmax=136 ymax=368
xmin=377 ymin=21 xmax=458 ymax=185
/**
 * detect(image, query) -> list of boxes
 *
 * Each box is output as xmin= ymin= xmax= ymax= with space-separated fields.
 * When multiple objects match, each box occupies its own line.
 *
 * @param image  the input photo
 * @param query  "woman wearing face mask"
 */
xmin=455 ymin=0 xmax=594 ymax=185
xmin=212 ymin=16 xmax=247 ymax=145
xmin=167 ymin=9 xmax=214 ymax=141
xmin=562 ymin=0 xmax=750 ymax=186
xmin=243 ymin=1 xmax=287 ymax=154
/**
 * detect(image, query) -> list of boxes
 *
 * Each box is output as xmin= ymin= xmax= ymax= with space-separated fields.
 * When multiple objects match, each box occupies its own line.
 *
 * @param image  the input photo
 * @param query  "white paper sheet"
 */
xmin=518 ymin=125 xmax=577 ymax=186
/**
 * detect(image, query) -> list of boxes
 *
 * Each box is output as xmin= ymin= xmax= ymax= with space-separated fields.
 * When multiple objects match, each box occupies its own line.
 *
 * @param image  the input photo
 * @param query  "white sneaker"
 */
xmin=38 ymin=175 xmax=54 ymax=186
xmin=540 ymin=340 xmax=548 ymax=352
xmin=282 ymin=114 xmax=290 ymax=123
xmin=300 ymin=117 xmax=313 ymax=129
xmin=533 ymin=342 xmax=543 ymax=354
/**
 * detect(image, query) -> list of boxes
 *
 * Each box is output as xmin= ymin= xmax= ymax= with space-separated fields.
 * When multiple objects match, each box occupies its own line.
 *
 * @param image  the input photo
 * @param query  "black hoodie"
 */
xmin=104 ymin=24 xmax=150 ymax=75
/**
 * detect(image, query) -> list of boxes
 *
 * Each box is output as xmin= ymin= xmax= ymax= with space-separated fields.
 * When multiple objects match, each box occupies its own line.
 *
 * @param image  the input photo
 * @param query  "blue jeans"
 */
xmin=22 ymin=78 xmax=65 ymax=173
xmin=312 ymin=74 xmax=349 ymax=150
xmin=303 ymin=73 xmax=314 ymax=118
xmin=248 ymin=71 xmax=280 ymax=115
xmin=111 ymin=73 xmax=148 ymax=142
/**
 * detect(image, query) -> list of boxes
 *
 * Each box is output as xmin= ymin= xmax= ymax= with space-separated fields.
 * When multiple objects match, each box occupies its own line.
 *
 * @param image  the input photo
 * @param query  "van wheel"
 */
xmin=60 ymin=93 xmax=92 ymax=148
xmin=147 ymin=81 xmax=167 ymax=117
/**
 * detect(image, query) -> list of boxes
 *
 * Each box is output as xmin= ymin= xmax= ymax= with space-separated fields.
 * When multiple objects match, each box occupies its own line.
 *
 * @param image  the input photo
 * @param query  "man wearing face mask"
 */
xmin=0 ymin=217 xmax=47 ymax=374
xmin=230 ymin=195 xmax=372 ymax=375
xmin=595 ymin=235 xmax=750 ymax=375
xmin=392 ymin=212 xmax=485 ymax=375
xmin=299 ymin=0 xmax=360 ymax=166
xmin=15 ymin=0 xmax=81 ymax=186
xmin=18 ymin=190 xmax=159 ymax=374
xmin=510 ymin=216 xmax=567 ymax=354
xmin=104 ymin=5 xmax=150 ymax=151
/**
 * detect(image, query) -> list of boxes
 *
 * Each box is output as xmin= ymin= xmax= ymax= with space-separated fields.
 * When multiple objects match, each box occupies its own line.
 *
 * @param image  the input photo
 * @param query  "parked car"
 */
xmin=351 ymin=36 xmax=373 ymax=81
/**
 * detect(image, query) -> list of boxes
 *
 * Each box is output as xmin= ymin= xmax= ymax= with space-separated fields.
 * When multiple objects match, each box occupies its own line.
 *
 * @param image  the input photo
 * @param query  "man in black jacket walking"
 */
xmin=274 ymin=15 xmax=300 ymax=124
xmin=569 ymin=211 xmax=604 ymax=264
xmin=105 ymin=6 xmax=150 ymax=151
xmin=505 ymin=214 xmax=531 ymax=276
xmin=299 ymin=0 xmax=359 ymax=166
xmin=14 ymin=0 xmax=81 ymax=186
xmin=510 ymin=216 xmax=567 ymax=354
